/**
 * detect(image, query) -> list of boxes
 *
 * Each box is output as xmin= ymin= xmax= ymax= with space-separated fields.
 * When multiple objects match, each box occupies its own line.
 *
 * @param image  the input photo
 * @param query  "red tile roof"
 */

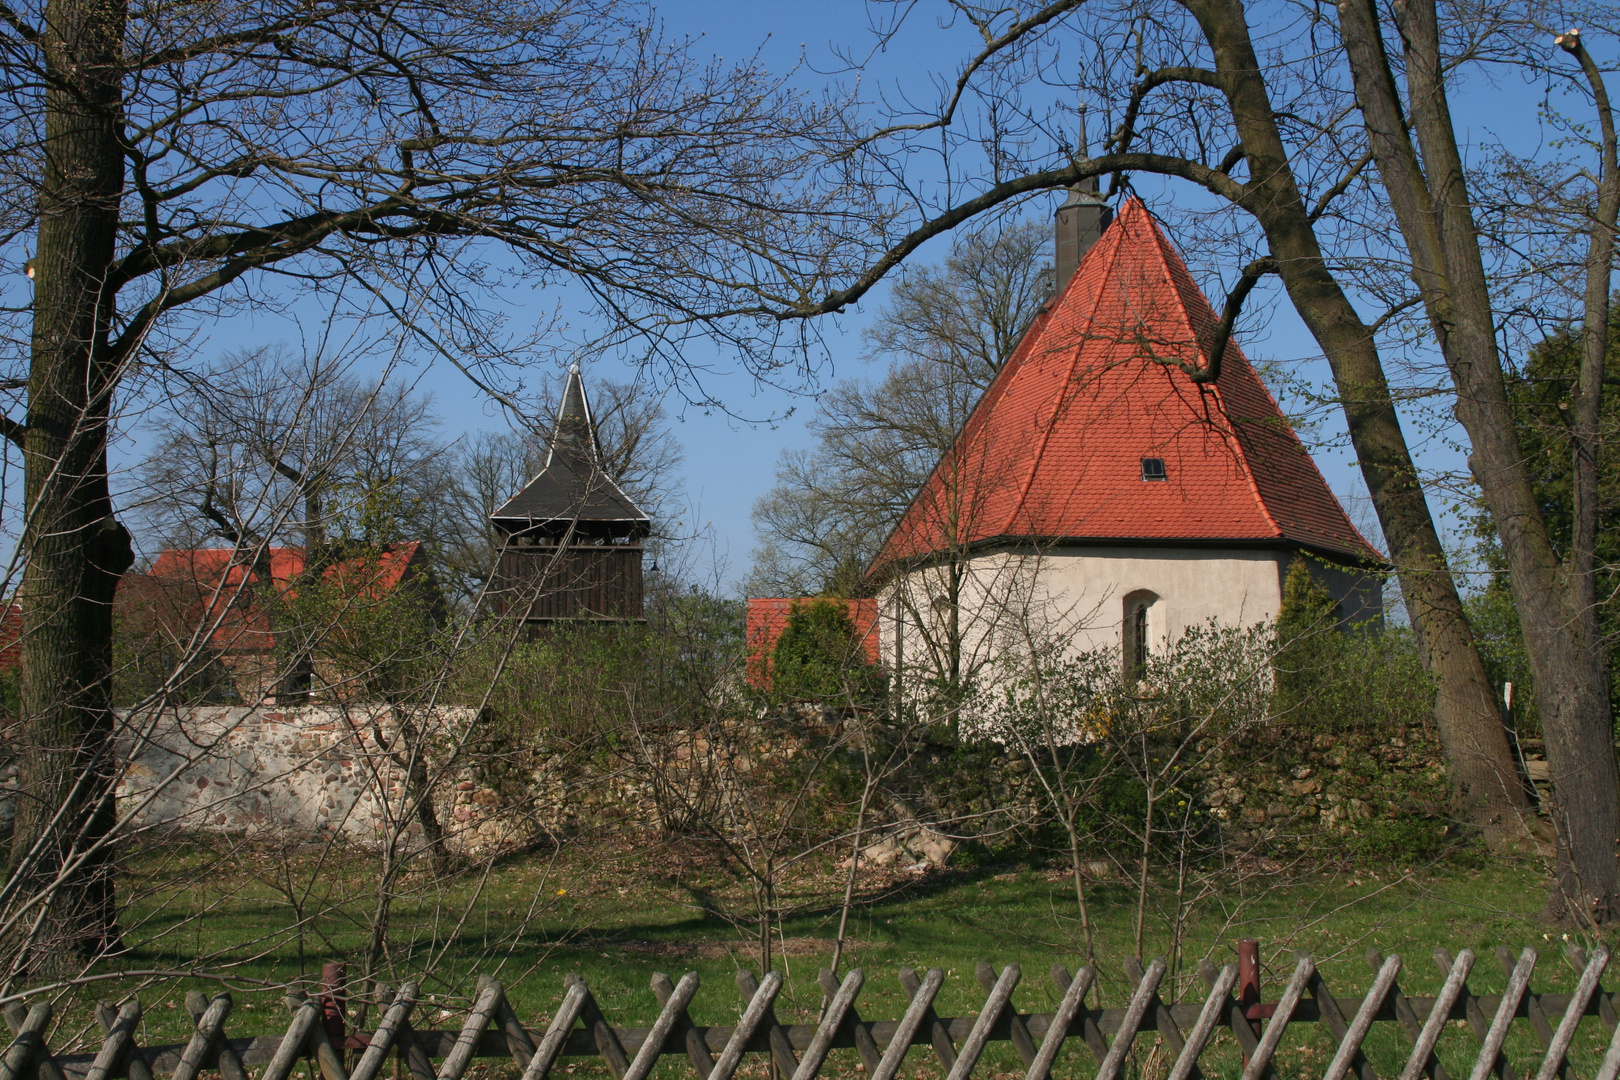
xmin=746 ymin=598 xmax=881 ymax=689
xmin=868 ymin=199 xmax=1383 ymax=576
xmin=138 ymin=543 xmax=424 ymax=652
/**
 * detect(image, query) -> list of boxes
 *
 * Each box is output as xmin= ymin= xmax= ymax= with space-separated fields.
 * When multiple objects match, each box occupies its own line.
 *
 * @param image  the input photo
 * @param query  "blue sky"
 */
xmin=103 ymin=0 xmax=1598 ymax=595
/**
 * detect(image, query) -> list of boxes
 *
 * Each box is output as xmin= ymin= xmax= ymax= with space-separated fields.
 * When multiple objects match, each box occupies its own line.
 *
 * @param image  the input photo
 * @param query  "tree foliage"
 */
xmin=1273 ymin=559 xmax=1341 ymax=721
xmin=769 ymin=599 xmax=883 ymax=705
xmin=750 ymin=222 xmax=1049 ymax=597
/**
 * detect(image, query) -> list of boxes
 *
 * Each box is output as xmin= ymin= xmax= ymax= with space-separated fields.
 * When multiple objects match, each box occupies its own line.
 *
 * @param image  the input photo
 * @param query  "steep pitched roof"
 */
xmin=491 ymin=366 xmax=649 ymax=526
xmin=869 ymin=198 xmax=1383 ymax=576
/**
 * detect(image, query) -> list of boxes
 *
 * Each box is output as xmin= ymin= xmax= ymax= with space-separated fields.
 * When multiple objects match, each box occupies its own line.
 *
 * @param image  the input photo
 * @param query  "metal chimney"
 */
xmin=1054 ymin=177 xmax=1113 ymax=296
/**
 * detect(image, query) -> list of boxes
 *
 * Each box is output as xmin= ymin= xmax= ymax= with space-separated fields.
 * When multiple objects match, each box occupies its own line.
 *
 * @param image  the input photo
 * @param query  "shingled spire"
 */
xmin=491 ymin=367 xmax=646 ymax=528
xmin=550 ymin=363 xmax=600 ymax=468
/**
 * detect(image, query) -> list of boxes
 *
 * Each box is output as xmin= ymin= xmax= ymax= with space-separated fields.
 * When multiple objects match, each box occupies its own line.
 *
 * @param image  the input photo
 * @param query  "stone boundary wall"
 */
xmin=1189 ymin=722 xmax=1541 ymax=858
xmin=106 ymin=705 xmax=1507 ymax=866
xmin=115 ymin=704 xmax=529 ymax=855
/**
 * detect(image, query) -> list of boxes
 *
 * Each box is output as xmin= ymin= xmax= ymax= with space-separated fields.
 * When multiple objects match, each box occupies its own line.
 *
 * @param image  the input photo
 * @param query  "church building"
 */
xmin=865 ymin=196 xmax=1385 ymax=686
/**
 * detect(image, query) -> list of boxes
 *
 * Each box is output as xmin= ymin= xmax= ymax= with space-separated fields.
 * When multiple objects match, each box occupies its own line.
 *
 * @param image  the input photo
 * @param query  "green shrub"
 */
xmin=1354 ymin=814 xmax=1449 ymax=864
xmin=770 ymin=599 xmax=884 ymax=704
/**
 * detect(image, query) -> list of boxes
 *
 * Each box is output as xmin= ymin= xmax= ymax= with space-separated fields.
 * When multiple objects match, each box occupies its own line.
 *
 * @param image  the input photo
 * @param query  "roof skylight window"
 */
xmin=1141 ymin=457 xmax=1167 ymax=481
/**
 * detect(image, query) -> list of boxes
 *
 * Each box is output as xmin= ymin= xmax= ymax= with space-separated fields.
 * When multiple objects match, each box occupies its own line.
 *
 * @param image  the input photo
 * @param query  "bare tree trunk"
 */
xmin=1185 ymin=0 xmax=1533 ymax=848
xmin=1334 ymin=0 xmax=1619 ymax=917
xmin=10 ymin=0 xmax=133 ymax=975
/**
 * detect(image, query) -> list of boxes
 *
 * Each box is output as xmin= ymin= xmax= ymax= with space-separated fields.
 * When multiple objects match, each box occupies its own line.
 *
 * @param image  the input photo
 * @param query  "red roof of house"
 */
xmin=868 ymin=199 xmax=1382 ymax=576
xmin=746 ymin=598 xmax=881 ymax=689
xmin=138 ymin=543 xmax=424 ymax=652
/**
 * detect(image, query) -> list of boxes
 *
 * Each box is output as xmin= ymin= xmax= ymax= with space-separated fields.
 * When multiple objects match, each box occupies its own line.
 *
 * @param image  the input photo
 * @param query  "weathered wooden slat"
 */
xmin=1469 ymin=948 xmax=1538 ymax=1080
xmin=943 ymin=963 xmax=1018 ymax=1080
xmin=94 ymin=1000 xmax=152 ymax=1080
xmin=1594 ymin=995 xmax=1620 ymax=1080
xmin=349 ymin=984 xmax=416 ymax=1080
xmin=1438 ymin=948 xmax=1511 ymax=1080
xmin=304 ymin=992 xmax=348 ymax=1080
xmin=3 ymin=1001 xmax=64 ymax=1080
xmin=817 ymin=970 xmax=879 ymax=1072
xmin=978 ymin=963 xmax=1035 ymax=1068
xmin=184 ymin=993 xmax=248 ymax=1080
xmin=173 ymin=994 xmax=232 ymax=1080
xmin=1168 ymin=965 xmax=1237 ymax=1080
xmin=1501 ymin=947 xmax=1561 ymax=1078
xmin=792 ymin=970 xmax=862 ymax=1080
xmin=571 ymin=976 xmax=630 ymax=1080
xmin=1024 ymin=965 xmax=1093 ymax=1080
xmin=736 ymin=970 xmax=798 ymax=1078
xmin=489 ymin=982 xmax=537 ymax=1070
xmin=624 ymin=973 xmax=699 ymax=1080
xmin=871 ymin=967 xmax=943 ymax=1080
xmin=1380 ymin=949 xmax=1451 ymax=1080
xmin=439 ymin=979 xmax=503 ymax=1080
xmin=1096 ymin=958 xmax=1163 ymax=1080
xmin=1312 ymin=964 xmax=1378 ymax=1080
xmin=1325 ymin=953 xmax=1403 ymax=1080
xmin=656 ymin=973 xmax=717 ymax=1077
xmin=0 ymin=1002 xmax=51 ymax=1080
xmin=389 ymin=996 xmax=436 ymax=1080
xmin=1536 ymin=947 xmax=1607 ymax=1080
xmin=1051 ymin=965 xmax=1107 ymax=1065
xmin=260 ymin=995 xmax=320 ymax=1080
xmin=1239 ymin=954 xmax=1313 ymax=1080
xmin=1200 ymin=958 xmax=1262 ymax=1069
xmin=708 ymin=971 xmax=782 ymax=1080
xmin=1572 ymin=948 xmax=1619 ymax=1036
xmin=521 ymin=979 xmax=588 ymax=1080
xmin=1126 ymin=957 xmax=1191 ymax=1080
xmin=85 ymin=1000 xmax=141 ymax=1080
xmin=899 ymin=967 xmax=957 ymax=1071
xmin=1402 ymin=948 xmax=1476 ymax=1080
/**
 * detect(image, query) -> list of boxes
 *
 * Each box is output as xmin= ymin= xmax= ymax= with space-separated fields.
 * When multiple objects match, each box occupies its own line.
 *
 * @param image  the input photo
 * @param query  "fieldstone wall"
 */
xmin=115 ymin=704 xmax=532 ymax=855
xmin=101 ymin=704 xmax=1498 ymax=866
xmin=1193 ymin=724 xmax=1473 ymax=857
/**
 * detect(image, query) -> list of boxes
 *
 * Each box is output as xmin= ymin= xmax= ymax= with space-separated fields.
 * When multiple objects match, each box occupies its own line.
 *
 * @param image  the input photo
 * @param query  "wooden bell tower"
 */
xmin=489 ymin=367 xmax=650 ymax=623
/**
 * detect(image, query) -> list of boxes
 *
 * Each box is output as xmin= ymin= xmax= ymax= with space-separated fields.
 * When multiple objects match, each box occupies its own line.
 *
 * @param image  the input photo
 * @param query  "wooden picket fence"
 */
xmin=8 ymin=943 xmax=1620 ymax=1080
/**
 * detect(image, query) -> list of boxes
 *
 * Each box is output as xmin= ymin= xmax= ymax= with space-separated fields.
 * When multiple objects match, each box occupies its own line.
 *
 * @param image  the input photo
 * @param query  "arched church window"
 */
xmin=1122 ymin=590 xmax=1160 ymax=681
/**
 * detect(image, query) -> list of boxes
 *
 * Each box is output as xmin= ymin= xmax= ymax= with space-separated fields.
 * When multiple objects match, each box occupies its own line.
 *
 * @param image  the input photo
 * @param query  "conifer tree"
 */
xmin=1274 ymin=559 xmax=1342 ymax=721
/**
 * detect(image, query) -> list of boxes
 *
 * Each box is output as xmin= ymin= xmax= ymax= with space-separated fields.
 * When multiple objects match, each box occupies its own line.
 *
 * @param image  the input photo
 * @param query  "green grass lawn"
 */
xmin=58 ymin=837 xmax=1597 ymax=1080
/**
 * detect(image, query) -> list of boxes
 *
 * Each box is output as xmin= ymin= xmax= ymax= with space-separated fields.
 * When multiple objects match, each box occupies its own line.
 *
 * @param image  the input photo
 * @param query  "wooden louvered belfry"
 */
xmin=490 ymin=367 xmax=649 ymax=624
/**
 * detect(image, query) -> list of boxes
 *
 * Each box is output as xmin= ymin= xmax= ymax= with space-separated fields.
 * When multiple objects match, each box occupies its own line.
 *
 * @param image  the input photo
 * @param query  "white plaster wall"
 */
xmin=879 ymin=545 xmax=1383 ymax=682
xmin=1036 ymin=545 xmax=1288 ymax=654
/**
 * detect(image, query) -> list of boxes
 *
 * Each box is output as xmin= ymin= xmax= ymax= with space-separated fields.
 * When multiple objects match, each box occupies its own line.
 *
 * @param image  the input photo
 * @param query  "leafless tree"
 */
xmin=752 ymin=222 xmax=1047 ymax=599
xmin=136 ymin=349 xmax=449 ymax=557
xmin=0 ymin=0 xmax=867 ymax=971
